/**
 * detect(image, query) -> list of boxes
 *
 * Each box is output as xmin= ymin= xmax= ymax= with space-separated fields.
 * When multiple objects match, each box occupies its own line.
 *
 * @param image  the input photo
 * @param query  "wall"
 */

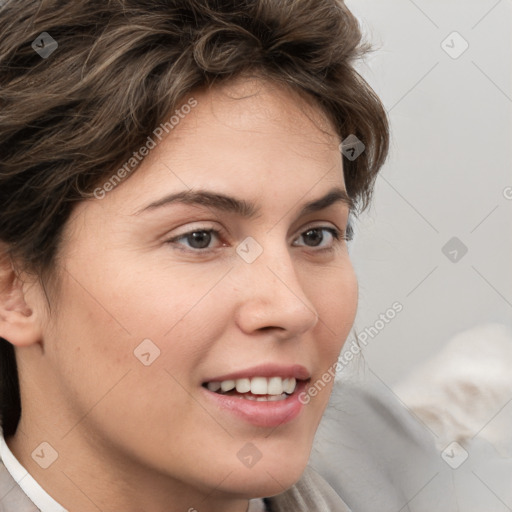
xmin=343 ymin=0 xmax=512 ymax=385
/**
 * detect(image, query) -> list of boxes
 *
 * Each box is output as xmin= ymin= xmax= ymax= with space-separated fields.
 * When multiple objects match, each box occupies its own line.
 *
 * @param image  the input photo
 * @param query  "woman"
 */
xmin=0 ymin=0 xmax=389 ymax=510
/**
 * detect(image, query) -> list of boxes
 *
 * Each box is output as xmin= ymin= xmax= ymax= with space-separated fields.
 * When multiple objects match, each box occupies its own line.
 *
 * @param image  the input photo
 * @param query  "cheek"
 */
xmin=311 ymin=260 xmax=358 ymax=354
xmin=109 ymin=260 xmax=231 ymax=340
xmin=47 ymin=280 xmax=135 ymax=392
xmin=298 ymin=261 xmax=358 ymax=413
xmin=48 ymin=259 xmax=227 ymax=394
xmin=44 ymin=273 xmax=211 ymax=445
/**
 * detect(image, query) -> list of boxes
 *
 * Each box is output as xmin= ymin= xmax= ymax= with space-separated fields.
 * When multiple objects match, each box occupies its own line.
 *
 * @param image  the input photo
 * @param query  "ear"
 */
xmin=0 ymin=251 xmax=43 ymax=347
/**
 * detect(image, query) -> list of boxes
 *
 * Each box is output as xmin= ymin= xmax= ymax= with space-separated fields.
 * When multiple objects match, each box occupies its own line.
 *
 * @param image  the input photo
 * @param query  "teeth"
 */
xmin=207 ymin=381 xmax=221 ymax=392
xmin=220 ymin=380 xmax=236 ymax=392
xmin=256 ymin=394 xmax=287 ymax=401
xmin=235 ymin=378 xmax=251 ymax=393
xmin=250 ymin=377 xmax=268 ymax=395
xmin=267 ymin=377 xmax=283 ymax=395
xmin=207 ymin=376 xmax=298 ymax=396
xmin=283 ymin=378 xmax=296 ymax=394
xmin=242 ymin=394 xmax=288 ymax=402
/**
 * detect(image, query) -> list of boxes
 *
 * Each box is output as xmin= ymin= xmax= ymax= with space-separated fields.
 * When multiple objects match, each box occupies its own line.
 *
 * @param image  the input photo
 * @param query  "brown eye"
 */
xmin=168 ymin=229 xmax=222 ymax=251
xmin=293 ymin=227 xmax=343 ymax=250
xmin=185 ymin=231 xmax=213 ymax=249
xmin=302 ymin=228 xmax=325 ymax=247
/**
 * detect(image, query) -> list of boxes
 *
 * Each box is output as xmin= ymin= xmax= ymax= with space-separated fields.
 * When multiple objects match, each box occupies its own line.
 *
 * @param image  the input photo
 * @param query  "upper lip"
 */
xmin=203 ymin=363 xmax=311 ymax=383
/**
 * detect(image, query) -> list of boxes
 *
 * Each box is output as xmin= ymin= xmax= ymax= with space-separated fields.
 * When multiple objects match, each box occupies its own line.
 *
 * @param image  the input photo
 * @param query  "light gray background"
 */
xmin=343 ymin=0 xmax=512 ymax=386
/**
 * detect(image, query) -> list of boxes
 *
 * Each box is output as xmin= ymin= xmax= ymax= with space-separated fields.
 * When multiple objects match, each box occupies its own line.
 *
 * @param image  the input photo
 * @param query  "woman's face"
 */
xmin=22 ymin=77 xmax=358 ymax=505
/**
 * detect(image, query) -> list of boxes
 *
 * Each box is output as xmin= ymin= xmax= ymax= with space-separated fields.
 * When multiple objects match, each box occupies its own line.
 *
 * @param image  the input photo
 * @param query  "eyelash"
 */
xmin=166 ymin=225 xmax=352 ymax=254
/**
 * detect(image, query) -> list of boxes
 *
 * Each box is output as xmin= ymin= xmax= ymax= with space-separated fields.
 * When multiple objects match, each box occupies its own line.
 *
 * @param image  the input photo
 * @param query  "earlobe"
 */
xmin=0 ymin=253 xmax=43 ymax=347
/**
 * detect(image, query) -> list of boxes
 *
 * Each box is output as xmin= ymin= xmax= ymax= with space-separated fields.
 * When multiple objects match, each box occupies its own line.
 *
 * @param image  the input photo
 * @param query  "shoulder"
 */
xmin=310 ymin=377 xmax=440 ymax=511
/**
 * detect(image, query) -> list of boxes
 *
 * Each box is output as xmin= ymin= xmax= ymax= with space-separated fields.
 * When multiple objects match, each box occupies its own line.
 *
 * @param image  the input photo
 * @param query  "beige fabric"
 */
xmin=267 ymin=466 xmax=352 ymax=511
xmin=0 ymin=458 xmax=349 ymax=512
xmin=0 ymin=460 xmax=39 ymax=512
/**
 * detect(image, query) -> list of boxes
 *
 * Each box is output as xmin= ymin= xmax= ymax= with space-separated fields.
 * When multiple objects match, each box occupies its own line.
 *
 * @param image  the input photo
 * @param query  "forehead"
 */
xmin=142 ymin=78 xmax=340 ymax=170
xmin=191 ymin=76 xmax=338 ymax=136
xmin=83 ymin=76 xmax=346 ymax=220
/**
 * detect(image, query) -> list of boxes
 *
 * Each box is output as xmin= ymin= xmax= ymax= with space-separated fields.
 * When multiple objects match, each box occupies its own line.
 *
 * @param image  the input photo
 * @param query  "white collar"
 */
xmin=0 ymin=429 xmax=68 ymax=511
xmin=248 ymin=497 xmax=267 ymax=511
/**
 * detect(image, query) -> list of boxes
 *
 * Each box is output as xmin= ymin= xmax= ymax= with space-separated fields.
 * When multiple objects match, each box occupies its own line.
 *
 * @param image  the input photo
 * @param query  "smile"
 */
xmin=201 ymin=365 xmax=311 ymax=427
xmin=204 ymin=376 xmax=297 ymax=401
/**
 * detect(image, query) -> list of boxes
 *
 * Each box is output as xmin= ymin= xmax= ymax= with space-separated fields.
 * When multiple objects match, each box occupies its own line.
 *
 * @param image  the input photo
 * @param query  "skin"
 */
xmin=0 ymin=76 xmax=358 ymax=512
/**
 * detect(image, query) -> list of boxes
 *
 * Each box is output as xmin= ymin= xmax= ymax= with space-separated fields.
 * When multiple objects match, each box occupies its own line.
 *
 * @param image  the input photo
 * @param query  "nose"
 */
xmin=233 ymin=241 xmax=319 ymax=339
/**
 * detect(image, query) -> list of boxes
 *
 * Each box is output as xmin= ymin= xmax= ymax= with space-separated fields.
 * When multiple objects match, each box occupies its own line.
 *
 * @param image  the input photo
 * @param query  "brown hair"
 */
xmin=0 ymin=0 xmax=389 ymax=436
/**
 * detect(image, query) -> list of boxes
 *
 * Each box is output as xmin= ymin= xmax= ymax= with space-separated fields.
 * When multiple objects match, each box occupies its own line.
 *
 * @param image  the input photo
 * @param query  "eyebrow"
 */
xmin=134 ymin=186 xmax=354 ymax=218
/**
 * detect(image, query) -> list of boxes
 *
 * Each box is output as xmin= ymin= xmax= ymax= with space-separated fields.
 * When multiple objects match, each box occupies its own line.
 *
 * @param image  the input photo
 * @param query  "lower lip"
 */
xmin=202 ymin=381 xmax=308 ymax=428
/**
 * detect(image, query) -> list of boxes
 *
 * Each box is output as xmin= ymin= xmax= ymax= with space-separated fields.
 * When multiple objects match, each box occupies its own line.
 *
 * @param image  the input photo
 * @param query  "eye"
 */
xmin=293 ymin=226 xmax=348 ymax=250
xmin=167 ymin=228 xmax=223 ymax=251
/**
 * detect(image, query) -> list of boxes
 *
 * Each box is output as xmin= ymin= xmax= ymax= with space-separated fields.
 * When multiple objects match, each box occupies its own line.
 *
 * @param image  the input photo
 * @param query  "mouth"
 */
xmin=200 ymin=365 xmax=311 ymax=428
xmin=202 ymin=376 xmax=300 ymax=402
